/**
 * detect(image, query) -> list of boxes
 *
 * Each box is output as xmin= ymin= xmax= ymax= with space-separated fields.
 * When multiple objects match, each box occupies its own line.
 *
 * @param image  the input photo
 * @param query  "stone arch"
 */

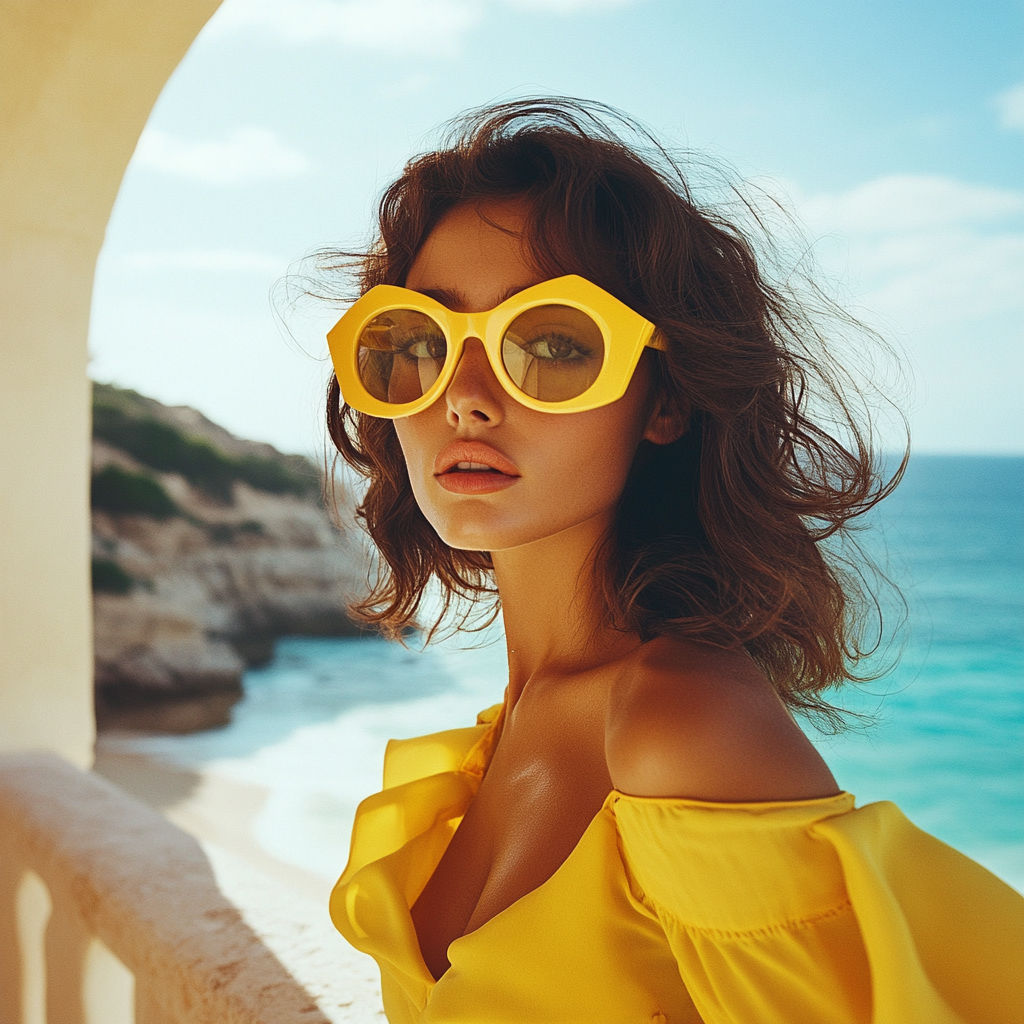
xmin=0 ymin=0 xmax=225 ymax=766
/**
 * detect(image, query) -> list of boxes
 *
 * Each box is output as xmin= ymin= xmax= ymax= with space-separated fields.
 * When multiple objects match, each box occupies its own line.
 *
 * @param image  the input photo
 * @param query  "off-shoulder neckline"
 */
xmin=462 ymin=693 xmax=851 ymax=811
xmin=609 ymin=789 xmax=854 ymax=810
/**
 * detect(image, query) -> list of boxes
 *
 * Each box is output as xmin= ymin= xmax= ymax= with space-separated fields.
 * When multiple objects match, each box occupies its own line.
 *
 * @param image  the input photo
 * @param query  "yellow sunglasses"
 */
xmin=327 ymin=274 xmax=666 ymax=418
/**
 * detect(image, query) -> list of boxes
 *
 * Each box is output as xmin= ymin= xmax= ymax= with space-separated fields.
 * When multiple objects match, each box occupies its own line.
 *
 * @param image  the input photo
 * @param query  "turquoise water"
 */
xmin=114 ymin=455 xmax=1023 ymax=890
xmin=813 ymin=455 xmax=1024 ymax=886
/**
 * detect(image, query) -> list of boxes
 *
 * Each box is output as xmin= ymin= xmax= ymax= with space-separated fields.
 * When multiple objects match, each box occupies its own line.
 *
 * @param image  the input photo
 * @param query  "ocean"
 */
xmin=105 ymin=455 xmax=1024 ymax=891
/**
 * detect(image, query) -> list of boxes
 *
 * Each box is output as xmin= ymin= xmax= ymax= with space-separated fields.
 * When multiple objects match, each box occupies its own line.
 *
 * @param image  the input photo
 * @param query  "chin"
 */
xmin=415 ymin=479 xmax=609 ymax=554
xmin=427 ymin=506 xmax=539 ymax=553
xmin=434 ymin=518 xmax=521 ymax=553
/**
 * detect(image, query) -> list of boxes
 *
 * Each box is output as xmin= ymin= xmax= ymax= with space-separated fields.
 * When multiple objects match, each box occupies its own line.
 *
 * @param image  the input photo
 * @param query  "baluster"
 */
xmin=83 ymin=937 xmax=135 ymax=1024
xmin=12 ymin=870 xmax=51 ymax=1024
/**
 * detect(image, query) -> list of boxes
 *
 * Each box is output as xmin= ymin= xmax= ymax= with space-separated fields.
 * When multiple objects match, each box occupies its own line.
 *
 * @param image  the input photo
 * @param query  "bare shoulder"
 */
xmin=605 ymin=638 xmax=840 ymax=802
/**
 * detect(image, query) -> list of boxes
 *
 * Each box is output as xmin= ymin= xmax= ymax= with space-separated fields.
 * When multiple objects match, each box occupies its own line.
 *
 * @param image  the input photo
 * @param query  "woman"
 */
xmin=322 ymin=100 xmax=1023 ymax=1023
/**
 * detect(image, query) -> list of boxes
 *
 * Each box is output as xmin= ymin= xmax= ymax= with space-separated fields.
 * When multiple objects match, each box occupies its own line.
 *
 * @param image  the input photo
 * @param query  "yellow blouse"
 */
xmin=330 ymin=702 xmax=1024 ymax=1023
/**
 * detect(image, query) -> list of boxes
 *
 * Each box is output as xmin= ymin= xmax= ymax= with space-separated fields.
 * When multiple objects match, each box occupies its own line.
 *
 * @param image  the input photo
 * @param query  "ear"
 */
xmin=642 ymin=394 xmax=689 ymax=446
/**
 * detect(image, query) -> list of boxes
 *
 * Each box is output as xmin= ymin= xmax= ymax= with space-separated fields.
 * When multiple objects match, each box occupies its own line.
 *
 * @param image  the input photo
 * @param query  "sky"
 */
xmin=89 ymin=0 xmax=1024 ymax=457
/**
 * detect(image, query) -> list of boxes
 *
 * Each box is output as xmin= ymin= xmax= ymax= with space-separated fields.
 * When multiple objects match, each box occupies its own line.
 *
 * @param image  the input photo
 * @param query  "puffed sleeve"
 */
xmin=611 ymin=791 xmax=1024 ymax=1024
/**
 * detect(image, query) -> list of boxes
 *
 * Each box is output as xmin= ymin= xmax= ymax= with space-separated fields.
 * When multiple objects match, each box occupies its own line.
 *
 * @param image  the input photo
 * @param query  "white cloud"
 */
xmin=207 ymin=0 xmax=483 ymax=55
xmin=799 ymin=174 xmax=1024 ymax=235
xmin=994 ymin=82 xmax=1024 ymax=133
xmin=133 ymin=128 xmax=312 ymax=185
xmin=795 ymin=174 xmax=1024 ymax=330
xmin=123 ymin=249 xmax=287 ymax=274
xmin=852 ymin=231 xmax=1024 ymax=328
xmin=792 ymin=173 xmax=1024 ymax=451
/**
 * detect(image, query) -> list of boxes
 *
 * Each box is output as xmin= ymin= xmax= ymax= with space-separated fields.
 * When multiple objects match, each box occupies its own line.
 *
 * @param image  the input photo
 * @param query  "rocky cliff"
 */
xmin=91 ymin=383 xmax=370 ymax=732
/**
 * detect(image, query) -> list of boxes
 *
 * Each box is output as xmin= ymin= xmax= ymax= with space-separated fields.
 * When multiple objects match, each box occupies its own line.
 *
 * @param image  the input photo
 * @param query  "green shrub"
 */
xmin=92 ymin=558 xmax=135 ymax=595
xmin=236 ymin=453 xmax=318 ymax=497
xmin=92 ymin=406 xmax=238 ymax=502
xmin=92 ymin=384 xmax=319 ymax=503
xmin=92 ymin=465 xmax=179 ymax=519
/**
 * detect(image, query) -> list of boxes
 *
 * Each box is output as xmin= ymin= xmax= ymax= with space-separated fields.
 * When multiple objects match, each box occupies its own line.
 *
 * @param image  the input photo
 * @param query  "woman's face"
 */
xmin=394 ymin=200 xmax=662 ymax=553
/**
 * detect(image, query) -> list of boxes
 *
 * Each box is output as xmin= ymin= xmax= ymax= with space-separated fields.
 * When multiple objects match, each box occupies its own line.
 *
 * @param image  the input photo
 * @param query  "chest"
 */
xmin=410 ymin=688 xmax=613 ymax=979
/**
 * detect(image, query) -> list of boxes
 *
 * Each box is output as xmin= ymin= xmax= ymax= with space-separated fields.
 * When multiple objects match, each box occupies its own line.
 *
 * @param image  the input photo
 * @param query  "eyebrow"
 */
xmin=413 ymin=284 xmax=529 ymax=311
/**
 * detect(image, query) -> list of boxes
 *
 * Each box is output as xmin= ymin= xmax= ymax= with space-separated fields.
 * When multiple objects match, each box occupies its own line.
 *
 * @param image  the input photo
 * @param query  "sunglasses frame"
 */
xmin=327 ymin=274 xmax=667 ymax=418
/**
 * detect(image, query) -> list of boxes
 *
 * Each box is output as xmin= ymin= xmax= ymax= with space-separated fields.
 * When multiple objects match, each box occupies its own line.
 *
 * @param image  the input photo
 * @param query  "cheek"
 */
xmin=393 ymin=414 xmax=440 ymax=500
xmin=553 ymin=363 xmax=653 ymax=496
xmin=541 ymin=410 xmax=641 ymax=508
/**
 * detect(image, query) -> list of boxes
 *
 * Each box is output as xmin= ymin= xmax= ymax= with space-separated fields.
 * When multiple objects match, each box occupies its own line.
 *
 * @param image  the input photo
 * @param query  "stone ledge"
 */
xmin=0 ymin=752 xmax=339 ymax=1023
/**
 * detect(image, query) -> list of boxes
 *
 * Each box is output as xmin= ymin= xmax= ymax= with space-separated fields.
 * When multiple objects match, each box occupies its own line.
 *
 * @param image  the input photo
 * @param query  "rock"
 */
xmin=91 ymin=384 xmax=371 ymax=732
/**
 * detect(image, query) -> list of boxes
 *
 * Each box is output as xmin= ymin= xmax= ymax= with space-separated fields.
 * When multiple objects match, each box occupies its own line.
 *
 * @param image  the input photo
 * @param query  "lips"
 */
xmin=433 ymin=441 xmax=520 ymax=477
xmin=433 ymin=441 xmax=521 ymax=494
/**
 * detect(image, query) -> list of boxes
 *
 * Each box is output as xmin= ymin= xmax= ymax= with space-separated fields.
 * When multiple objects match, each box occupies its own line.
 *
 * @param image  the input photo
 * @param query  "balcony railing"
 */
xmin=0 ymin=752 xmax=381 ymax=1024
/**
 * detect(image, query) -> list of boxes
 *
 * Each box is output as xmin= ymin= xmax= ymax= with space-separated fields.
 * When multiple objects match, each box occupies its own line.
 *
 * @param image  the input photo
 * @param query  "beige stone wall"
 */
xmin=0 ymin=0 xmax=223 ymax=767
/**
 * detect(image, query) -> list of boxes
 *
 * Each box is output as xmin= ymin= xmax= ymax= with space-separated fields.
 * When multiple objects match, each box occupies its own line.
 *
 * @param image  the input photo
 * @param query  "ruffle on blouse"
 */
xmin=613 ymin=792 xmax=1023 ymax=1023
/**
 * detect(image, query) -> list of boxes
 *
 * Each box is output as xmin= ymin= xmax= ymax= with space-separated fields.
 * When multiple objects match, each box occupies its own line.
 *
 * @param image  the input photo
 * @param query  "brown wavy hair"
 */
xmin=322 ymin=98 xmax=907 ymax=724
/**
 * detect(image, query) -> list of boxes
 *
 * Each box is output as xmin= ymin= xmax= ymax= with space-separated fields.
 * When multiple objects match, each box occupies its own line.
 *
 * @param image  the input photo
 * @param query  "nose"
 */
xmin=445 ymin=339 xmax=505 ymax=427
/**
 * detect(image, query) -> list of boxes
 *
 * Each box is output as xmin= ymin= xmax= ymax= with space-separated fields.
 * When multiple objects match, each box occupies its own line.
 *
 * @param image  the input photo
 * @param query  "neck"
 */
xmin=491 ymin=510 xmax=638 ymax=703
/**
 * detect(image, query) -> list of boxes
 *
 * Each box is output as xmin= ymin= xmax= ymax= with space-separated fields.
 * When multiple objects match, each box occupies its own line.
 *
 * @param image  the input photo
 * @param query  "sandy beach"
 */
xmin=94 ymin=741 xmax=386 ymax=1022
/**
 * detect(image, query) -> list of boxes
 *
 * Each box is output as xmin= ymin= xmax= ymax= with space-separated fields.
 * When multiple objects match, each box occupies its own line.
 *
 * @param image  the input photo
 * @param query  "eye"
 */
xmin=520 ymin=332 xmax=590 ymax=361
xmin=501 ymin=305 xmax=605 ymax=401
xmin=396 ymin=332 xmax=446 ymax=361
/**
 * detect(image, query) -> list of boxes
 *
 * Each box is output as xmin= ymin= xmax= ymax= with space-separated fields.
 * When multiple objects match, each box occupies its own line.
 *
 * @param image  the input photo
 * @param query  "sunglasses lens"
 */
xmin=356 ymin=310 xmax=447 ymax=404
xmin=501 ymin=305 xmax=605 ymax=402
